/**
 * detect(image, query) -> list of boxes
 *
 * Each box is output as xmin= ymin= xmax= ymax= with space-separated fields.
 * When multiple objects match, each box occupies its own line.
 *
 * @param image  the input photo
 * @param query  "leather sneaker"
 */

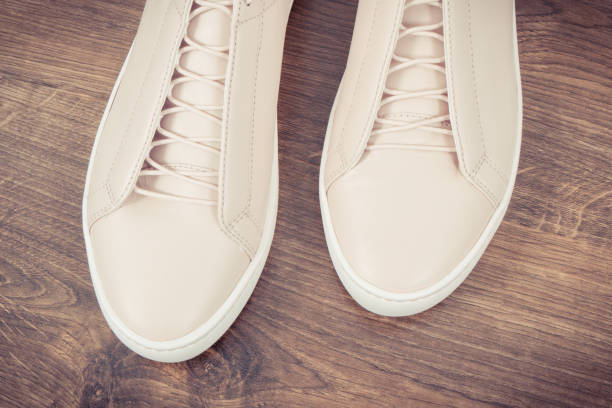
xmin=83 ymin=0 xmax=292 ymax=362
xmin=320 ymin=0 xmax=522 ymax=316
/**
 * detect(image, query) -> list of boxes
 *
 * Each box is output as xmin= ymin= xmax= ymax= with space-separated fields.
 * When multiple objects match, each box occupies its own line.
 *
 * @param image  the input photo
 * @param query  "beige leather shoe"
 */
xmin=320 ymin=0 xmax=522 ymax=316
xmin=83 ymin=0 xmax=292 ymax=362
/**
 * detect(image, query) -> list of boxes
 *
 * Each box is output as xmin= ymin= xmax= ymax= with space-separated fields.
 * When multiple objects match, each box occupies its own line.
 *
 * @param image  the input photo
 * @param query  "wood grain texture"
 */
xmin=0 ymin=0 xmax=610 ymax=406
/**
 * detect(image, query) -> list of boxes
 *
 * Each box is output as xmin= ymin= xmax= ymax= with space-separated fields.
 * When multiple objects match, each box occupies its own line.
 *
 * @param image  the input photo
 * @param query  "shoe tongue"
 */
xmin=187 ymin=3 xmax=231 ymax=49
xmin=373 ymin=3 xmax=453 ymax=149
xmin=147 ymin=4 xmax=231 ymax=198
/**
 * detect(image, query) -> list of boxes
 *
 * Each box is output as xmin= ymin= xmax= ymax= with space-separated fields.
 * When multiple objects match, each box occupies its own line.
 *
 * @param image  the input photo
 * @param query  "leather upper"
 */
xmin=90 ymin=196 xmax=250 ymax=341
xmin=327 ymin=150 xmax=494 ymax=293
xmin=220 ymin=0 xmax=292 ymax=257
xmin=325 ymin=0 xmax=521 ymax=205
xmin=324 ymin=0 xmax=405 ymax=188
xmin=86 ymin=0 xmax=292 ymax=257
xmin=86 ymin=0 xmax=193 ymax=229
xmin=85 ymin=0 xmax=292 ymax=341
xmin=323 ymin=0 xmax=521 ymax=294
xmin=444 ymin=0 xmax=520 ymax=205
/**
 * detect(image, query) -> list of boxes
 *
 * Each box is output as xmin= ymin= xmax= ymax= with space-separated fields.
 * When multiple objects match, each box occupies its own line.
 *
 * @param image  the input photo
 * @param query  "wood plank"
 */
xmin=0 ymin=0 xmax=610 ymax=406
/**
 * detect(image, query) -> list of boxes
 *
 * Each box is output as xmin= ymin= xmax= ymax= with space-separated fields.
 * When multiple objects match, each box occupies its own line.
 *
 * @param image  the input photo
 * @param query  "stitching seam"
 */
xmin=484 ymin=155 xmax=509 ymax=182
xmin=351 ymin=0 xmax=401 ymax=164
xmin=327 ymin=0 xmax=404 ymax=188
xmin=238 ymin=0 xmax=279 ymax=25
xmin=228 ymin=11 xmax=264 ymax=257
xmin=446 ymin=0 xmax=497 ymax=205
xmin=90 ymin=1 xmax=189 ymax=225
xmin=221 ymin=2 xmax=271 ymax=258
xmin=467 ymin=0 xmax=504 ymax=204
xmin=327 ymin=0 xmax=379 ymax=186
xmin=220 ymin=1 xmax=241 ymax=232
xmin=467 ymin=0 xmax=487 ymax=169
xmin=220 ymin=2 xmax=250 ymax=256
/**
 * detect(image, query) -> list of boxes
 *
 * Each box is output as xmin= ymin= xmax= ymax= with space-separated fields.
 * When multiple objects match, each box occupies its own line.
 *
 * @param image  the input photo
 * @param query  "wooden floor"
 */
xmin=1 ymin=0 xmax=610 ymax=406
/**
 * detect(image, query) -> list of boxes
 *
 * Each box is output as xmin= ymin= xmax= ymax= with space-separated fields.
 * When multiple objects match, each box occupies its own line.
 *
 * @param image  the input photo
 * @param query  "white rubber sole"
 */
xmin=82 ymin=46 xmax=279 ymax=363
xmin=319 ymin=8 xmax=522 ymax=317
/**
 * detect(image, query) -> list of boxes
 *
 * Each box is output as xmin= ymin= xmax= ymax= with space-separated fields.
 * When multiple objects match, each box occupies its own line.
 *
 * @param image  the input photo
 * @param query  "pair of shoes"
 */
xmin=83 ymin=0 xmax=521 ymax=363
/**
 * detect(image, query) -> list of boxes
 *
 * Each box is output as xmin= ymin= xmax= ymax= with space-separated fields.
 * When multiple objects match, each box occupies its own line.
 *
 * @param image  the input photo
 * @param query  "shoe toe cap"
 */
xmin=326 ymin=150 xmax=495 ymax=294
xmin=88 ymin=194 xmax=250 ymax=342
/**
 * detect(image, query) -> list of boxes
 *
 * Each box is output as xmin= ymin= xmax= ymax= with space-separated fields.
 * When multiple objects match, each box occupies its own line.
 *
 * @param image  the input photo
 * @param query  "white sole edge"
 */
xmin=82 ymin=46 xmax=279 ymax=363
xmin=318 ymin=7 xmax=522 ymax=317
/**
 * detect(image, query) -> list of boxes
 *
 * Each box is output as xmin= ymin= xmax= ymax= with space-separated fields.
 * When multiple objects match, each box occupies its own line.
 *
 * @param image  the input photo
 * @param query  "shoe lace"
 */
xmin=134 ymin=0 xmax=239 ymax=205
xmin=368 ymin=0 xmax=454 ymax=152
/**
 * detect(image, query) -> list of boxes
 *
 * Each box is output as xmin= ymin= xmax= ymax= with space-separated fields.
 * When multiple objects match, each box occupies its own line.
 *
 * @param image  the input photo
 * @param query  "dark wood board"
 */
xmin=0 ymin=0 xmax=610 ymax=406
